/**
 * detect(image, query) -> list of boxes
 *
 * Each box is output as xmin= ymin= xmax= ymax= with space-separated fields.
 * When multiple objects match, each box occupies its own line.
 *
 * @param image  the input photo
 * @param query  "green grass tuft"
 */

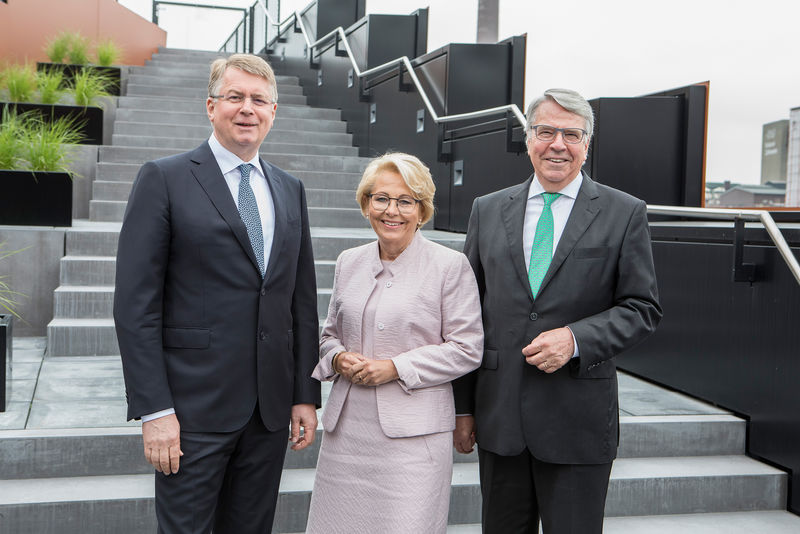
xmin=67 ymin=34 xmax=91 ymax=65
xmin=70 ymin=67 xmax=112 ymax=107
xmin=2 ymin=64 xmax=37 ymax=103
xmin=44 ymin=32 xmax=73 ymax=64
xmin=37 ymin=69 xmax=66 ymax=105
xmin=95 ymin=40 xmax=122 ymax=67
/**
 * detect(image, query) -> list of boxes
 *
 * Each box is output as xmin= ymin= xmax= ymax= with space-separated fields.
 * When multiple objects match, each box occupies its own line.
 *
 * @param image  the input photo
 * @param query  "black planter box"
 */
xmin=0 ymin=314 xmax=11 ymax=412
xmin=1 ymin=102 xmax=103 ymax=145
xmin=36 ymin=62 xmax=121 ymax=96
xmin=0 ymin=170 xmax=72 ymax=226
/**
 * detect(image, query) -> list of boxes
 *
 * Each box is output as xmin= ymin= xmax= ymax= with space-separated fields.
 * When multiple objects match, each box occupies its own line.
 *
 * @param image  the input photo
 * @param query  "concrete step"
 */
xmin=53 ymin=286 xmax=114 ymax=319
xmin=59 ymin=256 xmax=117 ymax=286
xmin=0 ymin=457 xmax=787 ymax=533
xmin=115 ymin=106 xmax=341 ymax=124
xmin=109 ymin=135 xmax=358 ymax=156
xmin=90 ymin=200 xmax=367 ymax=226
xmin=315 ymin=260 xmax=336 ymax=288
xmin=98 ymin=147 xmax=370 ymax=173
xmin=111 ymin=131 xmax=358 ymax=152
xmin=127 ymin=74 xmax=304 ymax=95
xmin=126 ymin=84 xmax=307 ymax=105
xmin=130 ymin=65 xmax=299 ymax=85
xmin=65 ymin=225 xmax=121 ymax=257
xmin=155 ymin=48 xmax=232 ymax=59
xmin=113 ymin=116 xmax=347 ymax=138
xmin=96 ymin=164 xmax=362 ymax=190
xmin=47 ymin=318 xmax=119 ymax=357
xmin=94 ymin=181 xmax=358 ymax=206
xmin=451 ymin=512 xmax=800 ymax=533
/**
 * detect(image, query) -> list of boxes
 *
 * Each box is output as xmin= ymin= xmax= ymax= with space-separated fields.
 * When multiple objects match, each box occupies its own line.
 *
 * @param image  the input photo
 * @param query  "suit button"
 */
xmin=377 ymin=322 xmax=385 ymax=331
xmin=386 ymin=281 xmax=393 ymax=288
xmin=259 ymin=331 xmax=266 ymax=341
xmin=261 ymin=288 xmax=266 ymax=296
xmin=529 ymin=313 xmax=538 ymax=321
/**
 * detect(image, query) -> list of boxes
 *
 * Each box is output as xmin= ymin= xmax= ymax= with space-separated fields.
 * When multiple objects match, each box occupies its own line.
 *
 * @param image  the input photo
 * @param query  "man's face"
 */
xmin=527 ymin=100 xmax=589 ymax=192
xmin=207 ymin=67 xmax=276 ymax=161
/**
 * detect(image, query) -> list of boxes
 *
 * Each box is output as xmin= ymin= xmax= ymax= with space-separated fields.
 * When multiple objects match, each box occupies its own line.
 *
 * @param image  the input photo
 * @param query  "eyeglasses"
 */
xmin=529 ymin=125 xmax=587 ymax=144
xmin=210 ymin=93 xmax=275 ymax=107
xmin=368 ymin=194 xmax=420 ymax=214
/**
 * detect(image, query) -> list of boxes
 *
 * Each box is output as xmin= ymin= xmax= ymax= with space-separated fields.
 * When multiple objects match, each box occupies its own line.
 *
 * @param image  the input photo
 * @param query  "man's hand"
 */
xmin=454 ymin=415 xmax=476 ymax=454
xmin=290 ymin=403 xmax=318 ymax=451
xmin=522 ymin=327 xmax=574 ymax=373
xmin=350 ymin=359 xmax=399 ymax=387
xmin=334 ymin=351 xmax=367 ymax=381
xmin=142 ymin=413 xmax=183 ymax=475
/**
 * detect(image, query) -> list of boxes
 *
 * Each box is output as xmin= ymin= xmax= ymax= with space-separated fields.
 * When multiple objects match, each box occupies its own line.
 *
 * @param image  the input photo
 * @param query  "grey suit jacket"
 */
xmin=453 ymin=173 xmax=662 ymax=463
xmin=113 ymin=142 xmax=320 ymax=433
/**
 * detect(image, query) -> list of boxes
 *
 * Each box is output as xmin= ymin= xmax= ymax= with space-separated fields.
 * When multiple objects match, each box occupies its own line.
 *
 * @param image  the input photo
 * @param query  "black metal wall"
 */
xmin=619 ymin=223 xmax=800 ymax=514
xmin=268 ymin=7 xmax=529 ymax=232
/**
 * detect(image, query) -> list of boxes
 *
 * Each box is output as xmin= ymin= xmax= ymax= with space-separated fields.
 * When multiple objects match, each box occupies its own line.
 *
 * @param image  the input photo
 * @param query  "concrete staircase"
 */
xmin=1 ymin=47 xmax=799 ymax=533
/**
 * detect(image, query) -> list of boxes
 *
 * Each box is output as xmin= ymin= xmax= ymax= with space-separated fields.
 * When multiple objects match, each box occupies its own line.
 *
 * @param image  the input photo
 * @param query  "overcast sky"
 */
xmin=120 ymin=0 xmax=800 ymax=185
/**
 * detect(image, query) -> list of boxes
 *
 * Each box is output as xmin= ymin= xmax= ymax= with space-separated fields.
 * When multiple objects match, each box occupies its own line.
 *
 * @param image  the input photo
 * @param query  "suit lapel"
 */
xmin=262 ymin=158 xmax=286 ymax=286
xmin=190 ymin=142 xmax=263 ymax=275
xmin=538 ymin=173 xmax=601 ymax=295
xmin=501 ymin=177 xmax=535 ymax=303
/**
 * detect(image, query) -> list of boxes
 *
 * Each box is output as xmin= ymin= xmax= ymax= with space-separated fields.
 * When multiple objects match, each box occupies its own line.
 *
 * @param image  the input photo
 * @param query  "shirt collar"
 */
xmin=528 ymin=171 xmax=583 ymax=200
xmin=208 ymin=133 xmax=263 ymax=178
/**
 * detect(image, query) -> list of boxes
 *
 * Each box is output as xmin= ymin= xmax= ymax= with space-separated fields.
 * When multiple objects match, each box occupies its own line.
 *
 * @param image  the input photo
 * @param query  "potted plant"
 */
xmin=0 ymin=242 xmax=27 ymax=412
xmin=0 ymin=107 xmax=83 ymax=226
xmin=37 ymin=31 xmax=122 ymax=96
xmin=1 ymin=63 xmax=105 ymax=145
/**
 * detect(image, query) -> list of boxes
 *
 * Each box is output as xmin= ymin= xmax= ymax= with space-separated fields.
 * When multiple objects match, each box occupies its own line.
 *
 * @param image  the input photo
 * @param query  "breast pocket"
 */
xmin=573 ymin=246 xmax=610 ymax=260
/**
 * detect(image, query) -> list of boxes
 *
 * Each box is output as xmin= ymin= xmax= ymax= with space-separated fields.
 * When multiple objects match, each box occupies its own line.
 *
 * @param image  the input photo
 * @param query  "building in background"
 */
xmin=788 ymin=108 xmax=800 ymax=207
xmin=717 ymin=182 xmax=786 ymax=207
xmin=761 ymin=120 xmax=788 ymax=184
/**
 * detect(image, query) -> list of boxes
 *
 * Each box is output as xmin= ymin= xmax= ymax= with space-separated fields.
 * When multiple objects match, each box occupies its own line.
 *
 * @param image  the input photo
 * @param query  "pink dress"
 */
xmin=306 ymin=234 xmax=483 ymax=534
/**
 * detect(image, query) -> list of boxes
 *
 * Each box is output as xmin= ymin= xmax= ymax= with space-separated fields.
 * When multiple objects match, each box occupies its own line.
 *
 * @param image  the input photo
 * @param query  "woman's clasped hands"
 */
xmin=334 ymin=351 xmax=399 ymax=387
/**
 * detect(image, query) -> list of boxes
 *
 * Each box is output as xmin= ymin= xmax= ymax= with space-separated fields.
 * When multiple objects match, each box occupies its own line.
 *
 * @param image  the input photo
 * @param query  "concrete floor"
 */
xmin=1 ymin=336 xmax=728 ymax=431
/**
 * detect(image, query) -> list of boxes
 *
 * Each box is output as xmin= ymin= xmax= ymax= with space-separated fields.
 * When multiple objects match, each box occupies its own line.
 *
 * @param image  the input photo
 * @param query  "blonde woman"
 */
xmin=306 ymin=153 xmax=483 ymax=533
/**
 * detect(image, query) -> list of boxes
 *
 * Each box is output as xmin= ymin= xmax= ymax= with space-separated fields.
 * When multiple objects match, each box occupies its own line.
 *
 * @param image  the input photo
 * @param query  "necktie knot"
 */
xmin=541 ymin=192 xmax=560 ymax=207
xmin=239 ymin=163 xmax=253 ymax=181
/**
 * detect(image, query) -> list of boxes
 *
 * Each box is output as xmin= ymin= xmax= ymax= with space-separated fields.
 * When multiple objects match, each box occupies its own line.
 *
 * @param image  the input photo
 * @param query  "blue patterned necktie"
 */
xmin=237 ymin=163 xmax=265 ymax=277
xmin=528 ymin=192 xmax=561 ymax=298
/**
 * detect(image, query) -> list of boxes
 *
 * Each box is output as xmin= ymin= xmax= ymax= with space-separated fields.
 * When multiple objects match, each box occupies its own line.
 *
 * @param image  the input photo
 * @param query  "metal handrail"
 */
xmin=257 ymin=3 xmax=527 ymax=129
xmin=647 ymin=205 xmax=800 ymax=286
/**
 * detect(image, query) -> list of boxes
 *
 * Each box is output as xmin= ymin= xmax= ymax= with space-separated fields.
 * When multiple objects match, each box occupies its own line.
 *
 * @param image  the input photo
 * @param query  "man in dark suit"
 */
xmin=113 ymin=54 xmax=320 ymax=533
xmin=453 ymin=88 xmax=662 ymax=533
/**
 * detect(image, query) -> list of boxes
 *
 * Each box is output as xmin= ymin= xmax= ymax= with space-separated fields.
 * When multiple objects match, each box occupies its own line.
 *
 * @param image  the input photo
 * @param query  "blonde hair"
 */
xmin=355 ymin=153 xmax=436 ymax=226
xmin=208 ymin=54 xmax=278 ymax=102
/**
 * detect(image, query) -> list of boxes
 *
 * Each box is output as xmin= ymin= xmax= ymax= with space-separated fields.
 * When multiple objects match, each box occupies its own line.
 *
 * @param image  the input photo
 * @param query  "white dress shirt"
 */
xmin=522 ymin=172 xmax=584 ymax=359
xmin=141 ymin=136 xmax=276 ymax=424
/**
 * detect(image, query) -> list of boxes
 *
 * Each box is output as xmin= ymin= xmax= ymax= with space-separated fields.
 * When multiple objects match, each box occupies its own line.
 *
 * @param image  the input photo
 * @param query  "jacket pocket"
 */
xmin=481 ymin=349 xmax=498 ymax=370
xmin=573 ymin=246 xmax=609 ymax=260
xmin=162 ymin=327 xmax=210 ymax=349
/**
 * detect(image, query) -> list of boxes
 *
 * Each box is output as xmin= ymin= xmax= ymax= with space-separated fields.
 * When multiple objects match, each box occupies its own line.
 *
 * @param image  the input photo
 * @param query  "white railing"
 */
xmin=256 ymin=1 xmax=527 ymax=128
xmin=647 ymin=205 xmax=800 ymax=286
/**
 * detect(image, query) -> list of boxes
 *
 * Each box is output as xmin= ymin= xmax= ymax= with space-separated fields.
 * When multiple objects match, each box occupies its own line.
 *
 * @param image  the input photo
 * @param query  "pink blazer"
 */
xmin=313 ymin=231 xmax=483 ymax=438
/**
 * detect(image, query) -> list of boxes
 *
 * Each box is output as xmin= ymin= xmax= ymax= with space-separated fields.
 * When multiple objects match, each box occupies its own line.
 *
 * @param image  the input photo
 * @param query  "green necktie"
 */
xmin=528 ymin=192 xmax=561 ymax=298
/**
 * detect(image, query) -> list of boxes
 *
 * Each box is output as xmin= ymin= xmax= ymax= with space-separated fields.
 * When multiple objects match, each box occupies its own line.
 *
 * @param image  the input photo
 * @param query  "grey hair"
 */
xmin=525 ymin=88 xmax=594 ymax=143
xmin=208 ymin=54 xmax=278 ymax=103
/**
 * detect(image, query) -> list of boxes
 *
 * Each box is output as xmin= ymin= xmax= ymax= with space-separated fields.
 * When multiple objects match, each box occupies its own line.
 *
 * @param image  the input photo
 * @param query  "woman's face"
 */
xmin=367 ymin=170 xmax=420 ymax=260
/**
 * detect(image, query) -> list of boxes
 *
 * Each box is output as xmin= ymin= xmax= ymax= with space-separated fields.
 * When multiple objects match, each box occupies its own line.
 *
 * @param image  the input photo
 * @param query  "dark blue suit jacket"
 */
xmin=114 ymin=142 xmax=320 ymax=433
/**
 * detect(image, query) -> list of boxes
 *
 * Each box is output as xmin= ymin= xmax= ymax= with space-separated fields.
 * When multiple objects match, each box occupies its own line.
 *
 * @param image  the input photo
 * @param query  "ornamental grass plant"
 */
xmin=95 ymin=40 xmax=122 ymax=67
xmin=70 ymin=67 xmax=113 ymax=107
xmin=3 ymin=64 xmax=37 ymax=103
xmin=0 ymin=107 xmax=84 ymax=172
xmin=36 ymin=69 xmax=66 ymax=105
xmin=66 ymin=34 xmax=92 ymax=66
xmin=0 ymin=242 xmax=28 ymax=320
xmin=44 ymin=32 xmax=73 ymax=64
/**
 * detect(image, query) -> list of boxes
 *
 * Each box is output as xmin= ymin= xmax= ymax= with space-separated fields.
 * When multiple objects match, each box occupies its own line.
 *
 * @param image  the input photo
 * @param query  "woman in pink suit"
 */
xmin=305 ymin=153 xmax=483 ymax=533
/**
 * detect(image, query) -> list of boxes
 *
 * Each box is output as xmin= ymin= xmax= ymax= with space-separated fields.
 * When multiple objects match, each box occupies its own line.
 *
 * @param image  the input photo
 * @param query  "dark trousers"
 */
xmin=478 ymin=447 xmax=613 ymax=534
xmin=155 ymin=406 xmax=287 ymax=534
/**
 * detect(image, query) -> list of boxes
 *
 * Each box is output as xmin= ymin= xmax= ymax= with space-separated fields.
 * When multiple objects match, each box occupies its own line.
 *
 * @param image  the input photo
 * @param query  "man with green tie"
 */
xmin=453 ymin=88 xmax=662 ymax=533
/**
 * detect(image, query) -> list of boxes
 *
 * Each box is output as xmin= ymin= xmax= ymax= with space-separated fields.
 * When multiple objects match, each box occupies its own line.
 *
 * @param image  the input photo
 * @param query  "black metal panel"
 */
xmin=2 ymin=102 xmax=104 ymax=145
xmin=0 ymin=171 xmax=72 ymax=226
xmin=620 ymin=224 xmax=800 ymax=513
xmin=316 ymin=0 xmax=364 ymax=39
xmin=587 ymin=97 xmax=684 ymax=205
xmin=0 ymin=315 xmax=9 ymax=412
